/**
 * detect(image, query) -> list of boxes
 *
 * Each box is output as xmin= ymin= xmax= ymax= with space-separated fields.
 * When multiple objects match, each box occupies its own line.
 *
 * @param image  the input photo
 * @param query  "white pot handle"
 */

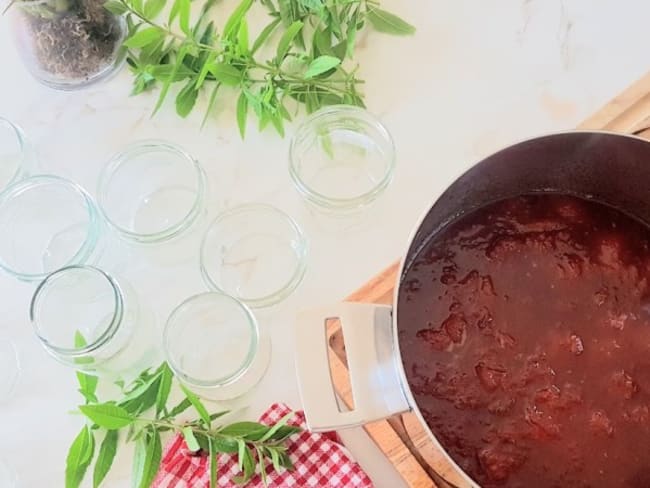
xmin=295 ymin=302 xmax=411 ymax=432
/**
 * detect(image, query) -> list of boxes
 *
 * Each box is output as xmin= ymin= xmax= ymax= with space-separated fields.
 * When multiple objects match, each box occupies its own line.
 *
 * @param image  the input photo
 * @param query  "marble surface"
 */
xmin=0 ymin=0 xmax=649 ymax=486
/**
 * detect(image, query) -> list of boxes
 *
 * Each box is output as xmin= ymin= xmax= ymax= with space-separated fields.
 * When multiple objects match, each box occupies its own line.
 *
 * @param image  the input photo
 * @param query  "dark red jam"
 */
xmin=398 ymin=195 xmax=650 ymax=487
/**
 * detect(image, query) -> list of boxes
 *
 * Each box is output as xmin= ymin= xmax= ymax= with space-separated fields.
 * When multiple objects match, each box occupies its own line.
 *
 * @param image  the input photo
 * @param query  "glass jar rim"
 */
xmin=29 ymin=265 xmax=124 ymax=358
xmin=0 ymin=117 xmax=27 ymax=191
xmin=163 ymin=292 xmax=259 ymax=388
xmin=199 ymin=203 xmax=308 ymax=308
xmin=97 ymin=140 xmax=207 ymax=244
xmin=288 ymin=105 xmax=396 ymax=210
xmin=0 ymin=175 xmax=101 ymax=281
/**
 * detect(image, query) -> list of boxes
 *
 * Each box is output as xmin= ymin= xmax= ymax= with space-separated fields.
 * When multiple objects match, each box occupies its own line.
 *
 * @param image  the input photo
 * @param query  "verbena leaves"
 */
xmin=65 ymin=426 xmax=95 ymax=488
xmin=93 ymin=430 xmax=118 ymax=488
xmin=79 ymin=404 xmax=134 ymax=430
xmin=107 ymin=0 xmax=414 ymax=137
xmin=367 ymin=7 xmax=416 ymax=35
xmin=65 ymin=344 xmax=296 ymax=487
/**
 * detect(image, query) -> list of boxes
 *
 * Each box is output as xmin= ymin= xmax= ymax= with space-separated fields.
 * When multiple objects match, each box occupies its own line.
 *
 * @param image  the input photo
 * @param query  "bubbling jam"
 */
xmin=398 ymin=195 xmax=650 ymax=487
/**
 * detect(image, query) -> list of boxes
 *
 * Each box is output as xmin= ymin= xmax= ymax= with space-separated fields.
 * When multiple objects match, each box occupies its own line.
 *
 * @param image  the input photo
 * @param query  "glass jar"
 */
xmin=289 ymin=105 xmax=396 ymax=214
xmin=98 ymin=141 xmax=207 ymax=244
xmin=0 ymin=175 xmax=103 ymax=281
xmin=8 ymin=0 xmax=126 ymax=89
xmin=30 ymin=265 xmax=158 ymax=378
xmin=0 ymin=117 xmax=35 ymax=193
xmin=163 ymin=292 xmax=271 ymax=401
xmin=200 ymin=204 xmax=308 ymax=309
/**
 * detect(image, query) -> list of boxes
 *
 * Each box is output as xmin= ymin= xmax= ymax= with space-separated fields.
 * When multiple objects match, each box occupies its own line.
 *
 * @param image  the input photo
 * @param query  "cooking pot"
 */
xmin=294 ymin=131 xmax=650 ymax=487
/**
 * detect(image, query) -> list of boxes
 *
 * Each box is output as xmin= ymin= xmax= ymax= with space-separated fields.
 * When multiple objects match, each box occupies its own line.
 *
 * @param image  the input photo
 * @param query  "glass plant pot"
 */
xmin=30 ymin=265 xmax=158 ymax=378
xmin=9 ymin=0 xmax=126 ymax=90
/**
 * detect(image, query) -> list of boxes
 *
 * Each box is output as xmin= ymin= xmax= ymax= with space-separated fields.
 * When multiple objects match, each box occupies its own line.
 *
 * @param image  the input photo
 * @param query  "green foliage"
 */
xmin=65 ymin=362 xmax=301 ymax=487
xmin=107 ymin=0 xmax=415 ymax=137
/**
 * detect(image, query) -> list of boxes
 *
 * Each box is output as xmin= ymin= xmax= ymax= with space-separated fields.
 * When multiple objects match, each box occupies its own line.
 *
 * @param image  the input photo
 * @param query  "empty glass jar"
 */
xmin=9 ymin=0 xmax=126 ymax=89
xmin=30 ymin=266 xmax=158 ymax=377
xmin=0 ymin=175 xmax=103 ymax=281
xmin=98 ymin=141 xmax=207 ymax=244
xmin=200 ymin=204 xmax=308 ymax=309
xmin=163 ymin=292 xmax=271 ymax=401
xmin=289 ymin=106 xmax=396 ymax=214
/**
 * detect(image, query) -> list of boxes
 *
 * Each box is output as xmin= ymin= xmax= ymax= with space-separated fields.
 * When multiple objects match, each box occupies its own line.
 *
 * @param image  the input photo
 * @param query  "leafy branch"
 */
xmin=66 ymin=362 xmax=301 ymax=488
xmin=103 ymin=0 xmax=415 ymax=136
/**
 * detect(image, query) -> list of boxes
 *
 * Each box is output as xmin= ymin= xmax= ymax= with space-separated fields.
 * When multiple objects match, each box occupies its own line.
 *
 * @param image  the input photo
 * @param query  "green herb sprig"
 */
xmin=66 ymin=362 xmax=301 ymax=488
xmin=103 ymin=0 xmax=415 ymax=136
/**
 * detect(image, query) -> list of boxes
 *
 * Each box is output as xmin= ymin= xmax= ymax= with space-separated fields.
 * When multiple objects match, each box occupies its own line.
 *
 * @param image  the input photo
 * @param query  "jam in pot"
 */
xmin=398 ymin=194 xmax=650 ymax=487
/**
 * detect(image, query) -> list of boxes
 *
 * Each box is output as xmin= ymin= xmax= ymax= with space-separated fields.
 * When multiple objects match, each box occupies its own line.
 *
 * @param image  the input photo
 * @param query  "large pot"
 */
xmin=294 ymin=131 xmax=650 ymax=487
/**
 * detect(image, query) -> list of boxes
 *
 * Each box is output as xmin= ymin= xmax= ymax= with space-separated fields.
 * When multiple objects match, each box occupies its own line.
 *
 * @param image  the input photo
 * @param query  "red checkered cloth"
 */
xmin=152 ymin=403 xmax=374 ymax=487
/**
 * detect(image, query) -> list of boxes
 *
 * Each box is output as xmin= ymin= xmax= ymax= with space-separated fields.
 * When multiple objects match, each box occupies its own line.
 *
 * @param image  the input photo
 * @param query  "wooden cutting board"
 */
xmin=327 ymin=71 xmax=650 ymax=488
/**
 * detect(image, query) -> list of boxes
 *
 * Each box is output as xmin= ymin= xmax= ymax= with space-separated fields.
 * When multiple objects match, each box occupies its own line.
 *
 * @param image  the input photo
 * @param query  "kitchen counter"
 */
xmin=0 ymin=0 xmax=648 ymax=486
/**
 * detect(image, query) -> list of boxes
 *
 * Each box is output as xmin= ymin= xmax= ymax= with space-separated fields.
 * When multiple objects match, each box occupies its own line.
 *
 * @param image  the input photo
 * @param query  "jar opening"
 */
xmin=30 ymin=265 xmax=123 ymax=357
xmin=163 ymin=292 xmax=259 ymax=388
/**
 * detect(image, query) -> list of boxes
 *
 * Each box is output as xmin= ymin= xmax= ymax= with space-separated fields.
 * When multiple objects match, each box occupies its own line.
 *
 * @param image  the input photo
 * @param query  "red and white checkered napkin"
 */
xmin=152 ymin=403 xmax=374 ymax=488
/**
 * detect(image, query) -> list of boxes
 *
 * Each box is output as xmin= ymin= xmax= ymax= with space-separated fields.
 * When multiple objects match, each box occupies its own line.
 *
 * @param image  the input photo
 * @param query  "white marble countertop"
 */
xmin=0 ymin=0 xmax=649 ymax=486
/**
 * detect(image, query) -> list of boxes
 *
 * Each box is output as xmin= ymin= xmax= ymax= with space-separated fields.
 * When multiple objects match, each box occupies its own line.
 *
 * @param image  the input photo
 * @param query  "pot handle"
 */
xmin=295 ymin=302 xmax=411 ymax=432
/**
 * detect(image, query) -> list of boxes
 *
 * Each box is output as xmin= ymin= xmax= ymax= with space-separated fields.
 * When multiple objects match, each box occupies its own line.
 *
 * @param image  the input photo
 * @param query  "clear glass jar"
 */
xmin=289 ymin=105 xmax=396 ymax=214
xmin=98 ymin=141 xmax=207 ymax=244
xmin=0 ymin=117 xmax=35 ymax=193
xmin=30 ymin=265 xmax=158 ymax=378
xmin=163 ymin=292 xmax=271 ymax=401
xmin=200 ymin=204 xmax=308 ymax=309
xmin=8 ymin=0 xmax=126 ymax=90
xmin=0 ymin=175 xmax=103 ymax=281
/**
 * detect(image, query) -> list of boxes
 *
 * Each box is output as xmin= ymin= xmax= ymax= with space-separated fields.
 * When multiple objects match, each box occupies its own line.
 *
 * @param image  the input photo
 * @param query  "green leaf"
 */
xmin=346 ymin=14 xmax=358 ymax=57
xmin=233 ymin=444 xmax=255 ymax=484
xmin=270 ymin=112 xmax=285 ymax=137
xmin=211 ymin=436 xmax=238 ymax=453
xmin=268 ymin=425 xmax=302 ymax=442
xmin=259 ymin=412 xmax=295 ymax=442
xmin=206 ymin=63 xmax=242 ymax=86
xmin=210 ymin=411 xmax=230 ymax=421
xmin=150 ymin=64 xmax=194 ymax=82
xmin=236 ymin=440 xmax=246 ymax=471
xmin=238 ymin=19 xmax=249 ymax=55
xmin=143 ymin=0 xmax=165 ymax=18
xmin=153 ymin=44 xmax=188 ymax=115
xmin=179 ymin=383 xmax=211 ymax=426
xmin=93 ymin=430 xmax=118 ymax=488
xmin=181 ymin=426 xmax=200 ymax=452
xmin=252 ymin=18 xmax=281 ymax=54
xmin=123 ymin=27 xmax=164 ymax=49
xmin=313 ymin=27 xmax=333 ymax=57
xmin=118 ymin=374 xmax=161 ymax=416
xmin=209 ymin=438 xmax=217 ymax=488
xmin=367 ymin=7 xmax=416 ymax=35
xmin=103 ymin=0 xmax=127 ymax=15
xmin=76 ymin=371 xmax=98 ymax=404
xmin=304 ymin=55 xmax=341 ymax=79
xmin=219 ymin=421 xmax=269 ymax=441
xmin=155 ymin=364 xmax=172 ymax=418
xmin=257 ymin=447 xmax=267 ymax=486
xmin=236 ymin=91 xmax=248 ymax=139
xmin=178 ymin=0 xmax=191 ymax=35
xmin=168 ymin=397 xmax=192 ymax=418
xmin=131 ymin=0 xmax=143 ymax=14
xmin=168 ymin=0 xmax=181 ymax=24
xmin=276 ymin=20 xmax=303 ymax=61
xmin=269 ymin=448 xmax=281 ymax=472
xmin=132 ymin=429 xmax=162 ymax=488
xmin=223 ymin=0 xmax=253 ymax=39
xmin=65 ymin=426 xmax=95 ymax=488
xmin=201 ymin=82 xmax=221 ymax=128
xmin=79 ymin=404 xmax=134 ymax=430
xmin=176 ymin=79 xmax=199 ymax=118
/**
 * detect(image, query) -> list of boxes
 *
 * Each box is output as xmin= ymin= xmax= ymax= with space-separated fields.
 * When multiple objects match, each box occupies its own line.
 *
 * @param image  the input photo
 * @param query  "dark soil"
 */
xmin=21 ymin=0 xmax=123 ymax=81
